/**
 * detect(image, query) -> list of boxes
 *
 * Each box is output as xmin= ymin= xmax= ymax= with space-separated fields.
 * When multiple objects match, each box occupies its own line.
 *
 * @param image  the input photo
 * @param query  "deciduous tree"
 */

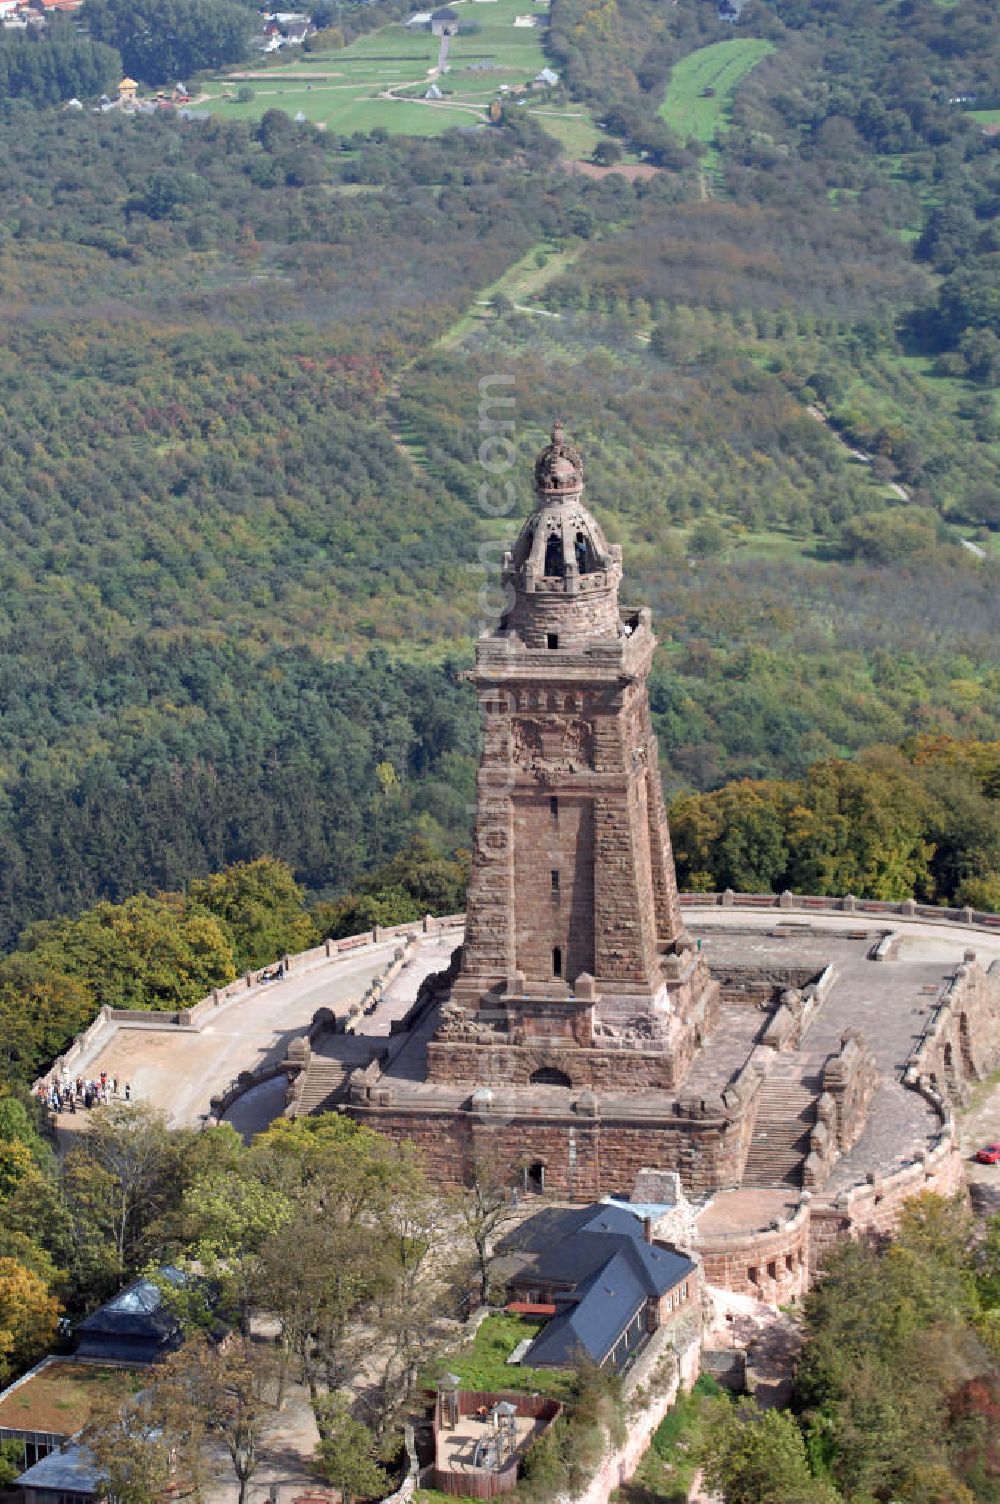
xmin=0 ymin=1257 xmax=61 ymax=1383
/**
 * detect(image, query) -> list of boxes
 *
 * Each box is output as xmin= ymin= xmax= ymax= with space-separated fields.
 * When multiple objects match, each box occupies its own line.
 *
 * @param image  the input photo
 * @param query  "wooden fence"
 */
xmin=432 ymin=1391 xmax=561 ymax=1499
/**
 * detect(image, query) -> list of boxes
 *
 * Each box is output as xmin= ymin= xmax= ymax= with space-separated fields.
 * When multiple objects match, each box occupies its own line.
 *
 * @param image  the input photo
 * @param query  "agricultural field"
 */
xmin=190 ymin=0 xmax=569 ymax=138
xmin=528 ymin=107 xmax=605 ymax=158
xmin=659 ymin=36 xmax=774 ymax=159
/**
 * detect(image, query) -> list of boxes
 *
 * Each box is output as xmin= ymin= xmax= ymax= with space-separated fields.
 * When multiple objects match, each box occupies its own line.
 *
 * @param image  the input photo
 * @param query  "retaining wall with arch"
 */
xmin=696 ymin=1199 xmax=811 ymax=1304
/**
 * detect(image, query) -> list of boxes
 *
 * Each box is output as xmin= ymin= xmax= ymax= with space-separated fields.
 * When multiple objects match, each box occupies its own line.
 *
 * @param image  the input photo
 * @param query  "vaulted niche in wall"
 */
xmin=544 ymin=533 xmax=565 ymax=578
xmin=530 ymin=1067 xmax=571 ymax=1088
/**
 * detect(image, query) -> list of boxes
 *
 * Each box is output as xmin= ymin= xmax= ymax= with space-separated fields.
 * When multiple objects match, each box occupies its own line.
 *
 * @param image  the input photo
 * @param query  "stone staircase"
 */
xmin=742 ymin=1061 xmax=822 ymax=1189
xmin=293 ymin=1055 xmax=356 ymax=1116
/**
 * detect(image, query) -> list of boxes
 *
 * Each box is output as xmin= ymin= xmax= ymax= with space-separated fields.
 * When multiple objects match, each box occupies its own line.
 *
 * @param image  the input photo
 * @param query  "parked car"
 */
xmin=974 ymin=1142 xmax=1000 ymax=1165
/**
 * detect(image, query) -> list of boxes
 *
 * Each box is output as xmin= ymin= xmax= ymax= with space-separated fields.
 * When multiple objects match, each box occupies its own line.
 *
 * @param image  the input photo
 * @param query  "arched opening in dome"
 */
xmin=575 ymin=531 xmax=598 ymax=574
xmin=514 ymin=523 xmax=538 ymax=568
xmin=544 ymin=533 xmax=565 ymax=578
xmin=530 ymin=1067 xmax=571 ymax=1089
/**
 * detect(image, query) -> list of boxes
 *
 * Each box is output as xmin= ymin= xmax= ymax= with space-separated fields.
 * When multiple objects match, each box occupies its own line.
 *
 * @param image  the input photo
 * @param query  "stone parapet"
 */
xmin=34 ymin=920 xmax=451 ymax=1101
xmin=821 ymin=1030 xmax=880 ymax=1152
xmin=695 ymin=1199 xmax=810 ymax=1304
xmin=904 ymin=957 xmax=1000 ymax=1107
xmin=684 ymin=891 xmax=1000 ymax=934
xmin=809 ymin=1121 xmax=963 ymax=1277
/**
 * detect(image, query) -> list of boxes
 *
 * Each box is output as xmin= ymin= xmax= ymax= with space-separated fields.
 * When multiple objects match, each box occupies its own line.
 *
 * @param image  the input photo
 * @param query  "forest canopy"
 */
xmin=81 ymin=0 xmax=253 ymax=85
xmin=0 ymin=25 xmax=119 ymax=106
xmin=0 ymin=0 xmax=996 ymax=950
xmin=669 ymin=736 xmax=1000 ymax=907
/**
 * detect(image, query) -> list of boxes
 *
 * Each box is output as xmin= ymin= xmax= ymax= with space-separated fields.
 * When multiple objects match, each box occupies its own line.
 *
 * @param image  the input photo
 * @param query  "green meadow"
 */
xmin=191 ymin=0 xmax=559 ymax=137
xmin=659 ymin=36 xmax=774 ymax=161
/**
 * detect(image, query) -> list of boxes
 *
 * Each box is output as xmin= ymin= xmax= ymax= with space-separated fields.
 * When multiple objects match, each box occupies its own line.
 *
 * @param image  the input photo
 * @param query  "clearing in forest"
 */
xmin=659 ymin=37 xmax=774 ymax=157
xmin=192 ymin=0 xmax=583 ymax=139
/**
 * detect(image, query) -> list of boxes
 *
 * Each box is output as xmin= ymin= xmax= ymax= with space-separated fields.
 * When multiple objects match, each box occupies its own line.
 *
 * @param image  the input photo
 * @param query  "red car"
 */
xmin=974 ymin=1142 xmax=1000 ymax=1165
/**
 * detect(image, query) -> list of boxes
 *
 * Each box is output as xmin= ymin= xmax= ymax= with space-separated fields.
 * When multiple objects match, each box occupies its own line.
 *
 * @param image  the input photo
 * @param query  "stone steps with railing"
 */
xmin=295 ymin=1056 xmax=356 ymax=1116
xmin=742 ymin=1061 xmax=823 ymax=1189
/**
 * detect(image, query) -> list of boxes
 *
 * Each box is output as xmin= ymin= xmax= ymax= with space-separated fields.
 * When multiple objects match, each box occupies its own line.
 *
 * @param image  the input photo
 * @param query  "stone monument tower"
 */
xmin=428 ymin=423 xmax=717 ymax=1094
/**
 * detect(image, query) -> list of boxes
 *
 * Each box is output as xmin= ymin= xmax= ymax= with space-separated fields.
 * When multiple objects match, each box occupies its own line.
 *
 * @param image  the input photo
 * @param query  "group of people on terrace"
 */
xmin=39 ymin=1068 xmax=131 ymax=1114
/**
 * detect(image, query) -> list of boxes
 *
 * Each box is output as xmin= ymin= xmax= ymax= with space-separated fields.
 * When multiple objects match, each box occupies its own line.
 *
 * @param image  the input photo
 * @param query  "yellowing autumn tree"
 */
xmin=0 ymin=1257 xmax=61 ymax=1382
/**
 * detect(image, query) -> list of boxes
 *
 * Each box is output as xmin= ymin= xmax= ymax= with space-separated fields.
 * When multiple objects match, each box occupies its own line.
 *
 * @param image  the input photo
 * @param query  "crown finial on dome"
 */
xmin=534 ymin=420 xmax=583 ymax=498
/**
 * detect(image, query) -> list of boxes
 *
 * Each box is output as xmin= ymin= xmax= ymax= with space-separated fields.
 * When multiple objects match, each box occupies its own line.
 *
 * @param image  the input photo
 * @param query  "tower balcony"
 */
xmin=475 ymin=607 xmax=655 ymax=685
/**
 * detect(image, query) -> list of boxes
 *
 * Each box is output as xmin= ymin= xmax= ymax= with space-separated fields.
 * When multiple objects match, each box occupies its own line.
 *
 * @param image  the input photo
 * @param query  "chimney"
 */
xmin=643 ymin=1215 xmax=654 ymax=1245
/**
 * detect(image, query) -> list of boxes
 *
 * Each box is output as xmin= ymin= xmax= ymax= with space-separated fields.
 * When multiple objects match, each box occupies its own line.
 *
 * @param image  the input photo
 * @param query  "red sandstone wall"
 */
xmin=910 ymin=963 xmax=1000 ymax=1106
xmin=809 ymin=1130 xmax=964 ymax=1278
xmin=425 ymin=1040 xmax=680 ymax=1091
xmin=513 ymin=792 xmax=594 ymax=983
xmin=698 ymin=1206 xmax=810 ymax=1303
xmin=350 ymin=1103 xmax=752 ymax=1200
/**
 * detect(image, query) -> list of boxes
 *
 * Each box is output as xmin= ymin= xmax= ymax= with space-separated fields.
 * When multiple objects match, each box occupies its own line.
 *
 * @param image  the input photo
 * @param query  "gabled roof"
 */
xmin=524 ymin=1251 xmax=647 ymax=1367
xmin=515 ymin=1202 xmax=695 ymax=1299
xmin=510 ymin=1200 xmax=697 ymax=1371
xmin=498 ymin=1203 xmax=598 ymax=1255
xmin=526 ymin=1227 xmax=694 ymax=1300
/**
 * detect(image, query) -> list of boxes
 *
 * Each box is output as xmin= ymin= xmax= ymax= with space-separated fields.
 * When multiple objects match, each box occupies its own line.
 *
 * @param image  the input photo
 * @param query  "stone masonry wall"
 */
xmin=641 ymin=698 xmax=684 ymax=946
xmin=456 ymin=787 xmax=514 ymax=997
xmin=503 ymin=578 xmax=620 ymax=649
xmin=424 ymin=1040 xmax=682 ymax=1091
xmin=710 ymin=965 xmax=820 ymax=1006
xmin=822 ymin=1030 xmax=880 ymax=1154
xmin=512 ymin=792 xmax=595 ymax=983
xmin=697 ymin=1202 xmax=810 ymax=1304
xmin=592 ymin=791 xmax=659 ymax=987
xmin=907 ymin=958 xmax=1000 ymax=1107
xmin=349 ymin=1101 xmax=755 ymax=1200
xmin=809 ymin=1124 xmax=964 ymax=1278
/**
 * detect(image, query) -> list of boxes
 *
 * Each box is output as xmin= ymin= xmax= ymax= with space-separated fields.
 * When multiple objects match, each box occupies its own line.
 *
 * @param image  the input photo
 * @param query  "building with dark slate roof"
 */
xmin=503 ymin=1202 xmax=698 ymax=1372
xmin=431 ymin=4 xmax=458 ymax=32
xmin=75 ymin=1270 xmax=185 ymax=1365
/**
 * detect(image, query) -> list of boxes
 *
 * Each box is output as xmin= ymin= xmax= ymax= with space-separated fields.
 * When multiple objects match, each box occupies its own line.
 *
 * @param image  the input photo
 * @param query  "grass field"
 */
xmin=659 ymin=37 xmax=774 ymax=162
xmin=529 ymin=108 xmax=605 ymax=158
xmin=429 ymin=1313 xmax=574 ymax=1400
xmin=968 ymin=108 xmax=1000 ymax=125
xmin=192 ymin=80 xmax=479 ymax=131
xmin=192 ymin=0 xmax=566 ymax=137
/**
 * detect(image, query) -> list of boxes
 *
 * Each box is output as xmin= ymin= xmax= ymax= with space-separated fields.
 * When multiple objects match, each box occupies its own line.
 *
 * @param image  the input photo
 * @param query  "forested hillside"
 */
xmin=0 ymin=0 xmax=997 ymax=946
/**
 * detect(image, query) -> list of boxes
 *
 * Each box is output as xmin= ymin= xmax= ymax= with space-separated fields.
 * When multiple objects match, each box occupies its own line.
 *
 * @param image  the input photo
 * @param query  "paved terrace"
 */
xmin=50 ymin=908 xmax=1000 ymax=1181
xmin=341 ymin=912 xmax=1000 ymax=1197
xmin=51 ymin=936 xmax=413 ymax=1143
xmin=697 ymin=914 xmax=1000 ymax=1190
xmin=697 ymin=923 xmax=950 ymax=1189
